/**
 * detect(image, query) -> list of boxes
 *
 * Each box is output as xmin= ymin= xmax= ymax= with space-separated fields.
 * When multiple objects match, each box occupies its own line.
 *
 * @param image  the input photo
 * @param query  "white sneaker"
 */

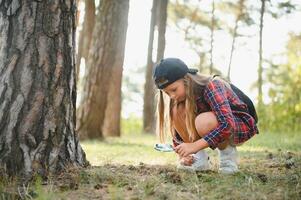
xmin=177 ymin=150 xmax=211 ymax=171
xmin=219 ymin=145 xmax=238 ymax=174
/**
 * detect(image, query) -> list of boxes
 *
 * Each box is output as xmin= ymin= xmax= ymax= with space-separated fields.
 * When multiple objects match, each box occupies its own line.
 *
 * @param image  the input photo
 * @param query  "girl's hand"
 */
xmin=179 ymin=155 xmax=194 ymax=166
xmin=174 ymin=142 xmax=199 ymax=157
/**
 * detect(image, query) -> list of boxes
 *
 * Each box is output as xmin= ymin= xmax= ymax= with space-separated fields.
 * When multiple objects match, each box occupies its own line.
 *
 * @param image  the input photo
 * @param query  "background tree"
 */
xmin=209 ymin=0 xmax=215 ymax=74
xmin=156 ymin=0 xmax=168 ymax=62
xmin=143 ymin=0 xmax=158 ymax=133
xmin=103 ymin=32 xmax=128 ymax=137
xmin=257 ymin=0 xmax=265 ymax=108
xmin=0 ymin=0 xmax=88 ymax=178
xmin=77 ymin=0 xmax=129 ymax=139
xmin=169 ymin=0 xmax=222 ymax=73
xmin=260 ymin=33 xmax=301 ymax=132
xmin=226 ymin=0 xmax=248 ymax=80
xmin=102 ymin=0 xmax=130 ymax=137
xmin=76 ymin=0 xmax=96 ymax=81
xmin=143 ymin=0 xmax=168 ymax=134
xmin=256 ymin=0 xmax=297 ymax=108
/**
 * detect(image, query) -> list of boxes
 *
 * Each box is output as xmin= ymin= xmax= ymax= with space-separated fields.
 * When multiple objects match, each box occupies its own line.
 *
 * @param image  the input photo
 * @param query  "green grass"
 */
xmin=81 ymin=133 xmax=177 ymax=166
xmin=1 ymin=132 xmax=300 ymax=199
xmin=82 ymin=131 xmax=301 ymax=167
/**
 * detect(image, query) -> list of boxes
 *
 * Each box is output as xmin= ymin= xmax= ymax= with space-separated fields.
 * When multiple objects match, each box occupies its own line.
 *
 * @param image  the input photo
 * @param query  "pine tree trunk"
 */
xmin=258 ymin=0 xmax=265 ymax=107
xmin=103 ymin=66 xmax=123 ymax=137
xmin=103 ymin=2 xmax=129 ymax=137
xmin=0 ymin=0 xmax=88 ymax=177
xmin=143 ymin=0 xmax=158 ymax=134
xmin=77 ymin=0 xmax=129 ymax=139
xmin=76 ymin=0 xmax=96 ymax=81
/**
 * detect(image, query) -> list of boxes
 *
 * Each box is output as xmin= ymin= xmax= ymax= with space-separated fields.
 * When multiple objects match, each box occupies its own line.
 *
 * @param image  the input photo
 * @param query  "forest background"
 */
xmin=0 ymin=0 xmax=300 ymax=199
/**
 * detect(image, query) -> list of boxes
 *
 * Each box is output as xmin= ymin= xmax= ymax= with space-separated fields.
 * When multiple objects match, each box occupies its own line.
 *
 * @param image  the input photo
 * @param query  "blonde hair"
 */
xmin=156 ymin=73 xmax=211 ymax=143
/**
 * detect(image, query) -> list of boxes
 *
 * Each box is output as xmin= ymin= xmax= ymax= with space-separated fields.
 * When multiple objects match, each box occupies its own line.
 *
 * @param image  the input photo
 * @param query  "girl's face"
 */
xmin=162 ymin=79 xmax=186 ymax=103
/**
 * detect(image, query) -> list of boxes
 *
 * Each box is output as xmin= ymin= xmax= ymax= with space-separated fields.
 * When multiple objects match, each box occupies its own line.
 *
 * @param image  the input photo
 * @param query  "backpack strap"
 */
xmin=209 ymin=74 xmax=258 ymax=123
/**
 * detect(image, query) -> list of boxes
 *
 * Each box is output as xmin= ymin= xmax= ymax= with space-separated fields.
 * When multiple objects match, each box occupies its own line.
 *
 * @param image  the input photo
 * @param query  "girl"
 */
xmin=153 ymin=58 xmax=259 ymax=174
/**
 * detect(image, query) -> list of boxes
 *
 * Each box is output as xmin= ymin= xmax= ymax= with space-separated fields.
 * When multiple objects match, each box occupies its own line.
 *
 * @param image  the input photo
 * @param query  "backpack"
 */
xmin=229 ymin=83 xmax=258 ymax=123
xmin=212 ymin=75 xmax=258 ymax=123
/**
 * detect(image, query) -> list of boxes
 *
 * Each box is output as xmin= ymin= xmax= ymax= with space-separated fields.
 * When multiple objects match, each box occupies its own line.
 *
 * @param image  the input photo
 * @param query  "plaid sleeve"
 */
xmin=202 ymin=79 xmax=235 ymax=149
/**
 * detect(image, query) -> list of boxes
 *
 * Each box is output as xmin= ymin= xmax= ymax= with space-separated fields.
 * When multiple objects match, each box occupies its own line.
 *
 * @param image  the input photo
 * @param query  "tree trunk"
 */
xmin=76 ymin=0 xmax=81 ymax=27
xmin=103 ymin=66 xmax=123 ymax=137
xmin=103 ymin=7 xmax=129 ymax=137
xmin=0 ymin=0 xmax=88 ymax=177
xmin=76 ymin=0 xmax=96 ymax=81
xmin=227 ymin=0 xmax=245 ymax=81
xmin=209 ymin=0 xmax=215 ymax=75
xmin=143 ymin=0 xmax=158 ymax=134
xmin=77 ymin=0 xmax=129 ymax=139
xmin=156 ymin=0 xmax=168 ymax=62
xmin=258 ymin=0 xmax=265 ymax=107
xmin=198 ymin=52 xmax=206 ymax=73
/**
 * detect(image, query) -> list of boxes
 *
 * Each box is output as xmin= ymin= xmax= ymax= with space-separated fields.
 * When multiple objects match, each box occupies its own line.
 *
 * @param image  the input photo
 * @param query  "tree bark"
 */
xmin=258 ymin=0 xmax=265 ymax=107
xmin=143 ymin=0 xmax=158 ymax=134
xmin=0 ymin=0 xmax=88 ymax=177
xmin=103 ymin=1 xmax=129 ymax=137
xmin=156 ymin=0 xmax=168 ymax=62
xmin=103 ymin=66 xmax=123 ymax=137
xmin=76 ymin=0 xmax=96 ymax=81
xmin=77 ymin=0 xmax=129 ymax=139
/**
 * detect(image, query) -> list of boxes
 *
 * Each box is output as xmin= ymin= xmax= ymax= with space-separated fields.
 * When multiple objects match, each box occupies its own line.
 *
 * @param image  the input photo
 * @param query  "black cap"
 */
xmin=153 ymin=58 xmax=198 ymax=89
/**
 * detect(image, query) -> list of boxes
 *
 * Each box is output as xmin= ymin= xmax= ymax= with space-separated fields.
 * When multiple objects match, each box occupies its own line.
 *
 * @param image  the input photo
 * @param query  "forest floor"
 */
xmin=1 ymin=132 xmax=301 ymax=200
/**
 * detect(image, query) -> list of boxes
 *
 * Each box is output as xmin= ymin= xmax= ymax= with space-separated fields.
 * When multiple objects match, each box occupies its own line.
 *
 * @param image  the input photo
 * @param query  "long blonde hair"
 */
xmin=156 ymin=73 xmax=211 ymax=143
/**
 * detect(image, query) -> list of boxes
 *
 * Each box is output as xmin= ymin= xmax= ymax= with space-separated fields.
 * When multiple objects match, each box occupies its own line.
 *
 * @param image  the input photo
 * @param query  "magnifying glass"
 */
xmin=154 ymin=143 xmax=174 ymax=152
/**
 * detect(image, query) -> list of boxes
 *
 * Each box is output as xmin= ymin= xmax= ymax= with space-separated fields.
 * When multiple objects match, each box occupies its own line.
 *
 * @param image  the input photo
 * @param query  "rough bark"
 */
xmin=77 ymin=0 xmax=129 ymax=139
xmin=143 ymin=0 xmax=158 ymax=134
xmin=76 ymin=0 xmax=95 ymax=81
xmin=0 ymin=0 xmax=88 ymax=177
xmin=258 ymin=0 xmax=265 ymax=107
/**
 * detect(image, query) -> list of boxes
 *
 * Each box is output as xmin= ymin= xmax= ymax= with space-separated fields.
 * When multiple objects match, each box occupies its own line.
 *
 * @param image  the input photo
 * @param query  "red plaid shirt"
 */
xmin=173 ymin=78 xmax=258 ymax=149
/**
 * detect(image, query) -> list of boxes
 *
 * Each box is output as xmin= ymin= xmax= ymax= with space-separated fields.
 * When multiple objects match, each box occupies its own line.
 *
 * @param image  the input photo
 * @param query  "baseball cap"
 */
xmin=153 ymin=58 xmax=198 ymax=89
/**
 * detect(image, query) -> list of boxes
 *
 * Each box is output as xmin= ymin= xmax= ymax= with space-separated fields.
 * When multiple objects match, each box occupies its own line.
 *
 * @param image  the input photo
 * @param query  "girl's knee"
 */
xmin=195 ymin=112 xmax=218 ymax=137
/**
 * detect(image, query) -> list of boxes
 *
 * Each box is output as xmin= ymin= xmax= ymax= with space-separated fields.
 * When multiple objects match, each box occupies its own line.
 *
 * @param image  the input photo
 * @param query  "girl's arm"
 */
xmin=175 ymin=79 xmax=235 ymax=157
xmin=202 ymin=79 xmax=235 ymax=149
xmin=174 ymin=138 xmax=209 ymax=157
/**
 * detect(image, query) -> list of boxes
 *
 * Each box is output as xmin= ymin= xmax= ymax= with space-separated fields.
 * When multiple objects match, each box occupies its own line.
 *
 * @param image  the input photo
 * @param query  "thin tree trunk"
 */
xmin=76 ymin=0 xmax=96 ymax=81
xmin=258 ymin=0 xmax=265 ymax=107
xmin=77 ymin=0 xmax=129 ymax=139
xmin=209 ymin=0 xmax=215 ymax=75
xmin=156 ymin=0 xmax=168 ymax=62
xmin=198 ymin=52 xmax=206 ymax=72
xmin=143 ymin=0 xmax=158 ymax=133
xmin=227 ymin=0 xmax=245 ymax=81
xmin=0 ymin=0 xmax=88 ymax=177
